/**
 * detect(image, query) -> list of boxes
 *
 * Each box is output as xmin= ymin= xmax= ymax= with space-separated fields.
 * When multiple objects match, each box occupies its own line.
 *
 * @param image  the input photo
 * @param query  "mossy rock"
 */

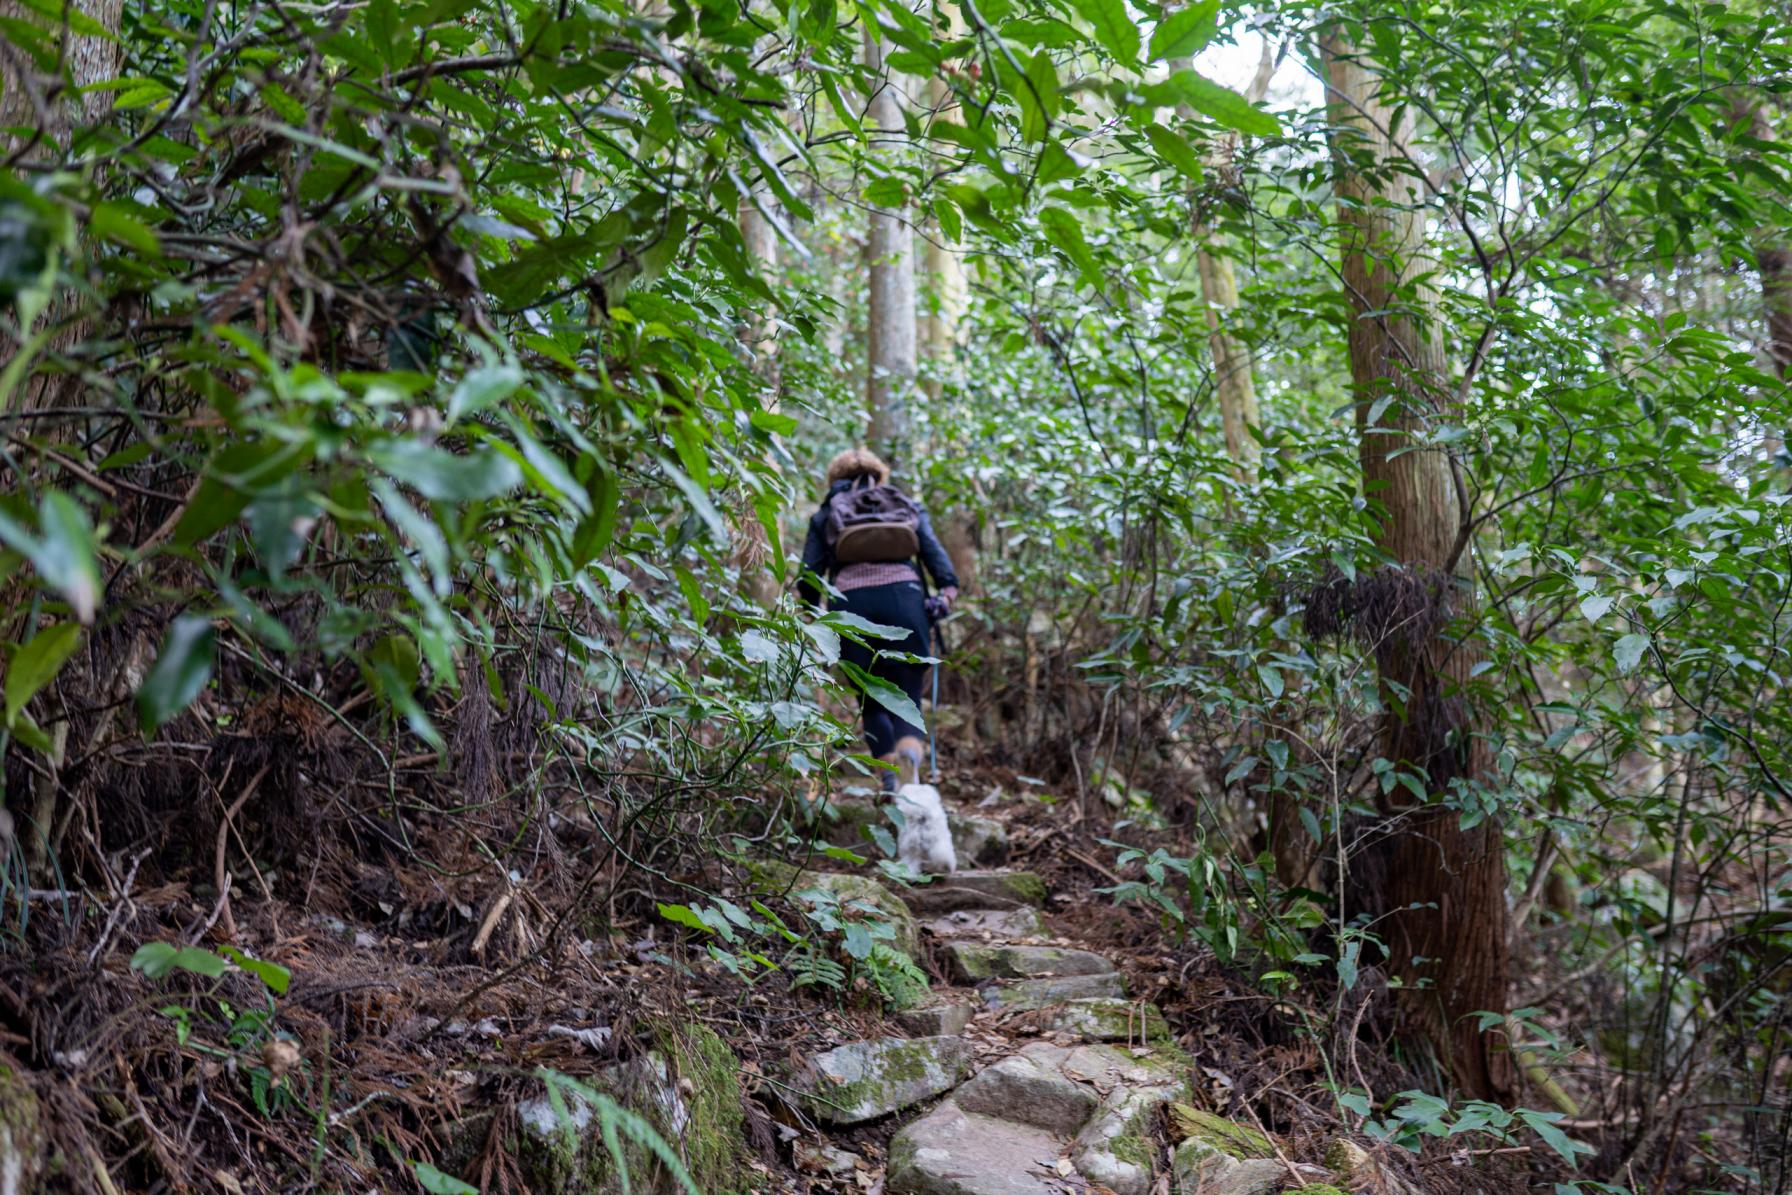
xmin=1284 ymin=1186 xmax=1348 ymax=1195
xmin=800 ymin=1035 xmax=975 ymax=1125
xmin=0 ymin=1066 xmax=42 ymax=1192
xmin=1170 ymin=1105 xmax=1274 ymax=1160
xmin=513 ymin=1021 xmax=758 ymax=1194
xmin=750 ymin=862 xmax=922 ymax=957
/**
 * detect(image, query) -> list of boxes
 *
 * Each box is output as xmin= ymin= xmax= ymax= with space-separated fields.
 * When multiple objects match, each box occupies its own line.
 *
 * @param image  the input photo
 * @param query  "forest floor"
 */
xmin=9 ymin=757 xmax=1573 ymax=1194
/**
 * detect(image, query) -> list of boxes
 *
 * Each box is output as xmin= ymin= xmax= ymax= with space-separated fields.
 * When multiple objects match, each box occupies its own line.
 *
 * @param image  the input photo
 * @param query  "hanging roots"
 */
xmin=1302 ymin=562 xmax=1455 ymax=654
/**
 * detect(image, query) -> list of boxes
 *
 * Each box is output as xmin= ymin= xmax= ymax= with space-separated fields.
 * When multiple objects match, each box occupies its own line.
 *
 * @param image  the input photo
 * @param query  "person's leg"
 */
xmin=865 ymin=582 xmax=931 ymax=784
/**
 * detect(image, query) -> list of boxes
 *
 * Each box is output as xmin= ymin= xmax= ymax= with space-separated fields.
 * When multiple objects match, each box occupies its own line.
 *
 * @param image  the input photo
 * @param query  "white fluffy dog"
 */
xmin=893 ymin=782 xmax=957 ymax=876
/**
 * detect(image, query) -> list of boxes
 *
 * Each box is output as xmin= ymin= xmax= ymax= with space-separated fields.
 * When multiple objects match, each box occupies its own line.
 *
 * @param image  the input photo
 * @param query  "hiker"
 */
xmin=798 ymin=448 xmax=958 ymax=791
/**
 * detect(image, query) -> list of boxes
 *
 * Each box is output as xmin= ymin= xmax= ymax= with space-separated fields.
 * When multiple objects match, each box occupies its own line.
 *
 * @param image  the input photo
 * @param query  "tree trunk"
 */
xmin=864 ymin=30 xmax=917 ymax=477
xmin=1194 ymin=242 xmax=1261 ymax=480
xmin=0 ymin=0 xmax=124 ymax=154
xmin=1322 ymin=30 xmax=1514 ymax=1103
xmin=733 ymin=192 xmax=783 ymax=605
xmin=2 ymin=0 xmax=124 ymax=885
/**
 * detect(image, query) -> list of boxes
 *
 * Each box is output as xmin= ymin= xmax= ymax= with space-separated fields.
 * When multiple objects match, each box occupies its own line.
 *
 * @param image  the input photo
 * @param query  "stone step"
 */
xmin=946 ymin=943 xmax=1116 ymax=984
xmin=894 ymin=998 xmax=975 ymax=1038
xmin=900 ymin=870 xmax=1047 ymax=916
xmin=982 ymin=971 xmax=1127 ymax=1009
xmin=901 ymin=885 xmax=1029 ymax=916
xmin=799 ymin=1035 xmax=974 ymax=1126
xmin=946 ymin=869 xmax=1047 ymax=906
xmin=887 ymin=1102 xmax=1073 ymax=1195
xmin=922 ymin=906 xmax=1046 ymax=940
xmin=886 ymin=1040 xmax=1196 ymax=1195
xmin=1033 ymin=998 xmax=1171 ymax=1044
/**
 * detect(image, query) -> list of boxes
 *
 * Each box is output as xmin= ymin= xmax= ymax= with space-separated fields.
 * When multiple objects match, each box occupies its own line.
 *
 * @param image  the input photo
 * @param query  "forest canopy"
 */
xmin=0 ymin=0 xmax=1788 ymax=1190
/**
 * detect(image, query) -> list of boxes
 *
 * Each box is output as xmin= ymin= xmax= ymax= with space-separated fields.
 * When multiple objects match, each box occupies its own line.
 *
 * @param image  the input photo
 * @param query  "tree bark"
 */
xmin=0 ymin=0 xmax=124 ymax=155
xmin=1322 ymin=29 xmax=1514 ymax=1103
xmin=864 ymin=30 xmax=917 ymax=478
xmin=733 ymin=191 xmax=783 ymax=605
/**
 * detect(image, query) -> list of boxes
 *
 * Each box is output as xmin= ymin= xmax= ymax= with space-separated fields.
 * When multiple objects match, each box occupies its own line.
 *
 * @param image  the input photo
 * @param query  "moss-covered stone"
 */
xmin=512 ymin=1021 xmax=757 ymax=1194
xmin=801 ymin=1035 xmax=974 ymax=1125
xmin=0 ymin=1066 xmax=42 ymax=1195
xmin=1285 ymin=1186 xmax=1347 ymax=1195
xmin=1171 ymin=1106 xmax=1274 ymax=1159
xmin=749 ymin=862 xmax=922 ymax=957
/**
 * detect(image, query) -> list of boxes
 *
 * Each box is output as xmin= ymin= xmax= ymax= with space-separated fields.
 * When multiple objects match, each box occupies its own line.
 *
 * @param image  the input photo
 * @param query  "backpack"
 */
xmin=824 ymin=480 xmax=922 ymax=563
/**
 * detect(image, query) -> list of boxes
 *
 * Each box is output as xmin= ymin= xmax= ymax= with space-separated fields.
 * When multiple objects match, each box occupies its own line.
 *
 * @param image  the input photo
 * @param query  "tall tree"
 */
xmin=1321 ymin=30 xmax=1514 ymax=1102
xmin=864 ymin=30 xmax=917 ymax=474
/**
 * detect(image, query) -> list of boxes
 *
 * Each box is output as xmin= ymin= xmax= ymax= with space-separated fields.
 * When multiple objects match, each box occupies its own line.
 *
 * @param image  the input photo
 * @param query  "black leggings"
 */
xmin=831 ymin=581 xmax=930 ymax=757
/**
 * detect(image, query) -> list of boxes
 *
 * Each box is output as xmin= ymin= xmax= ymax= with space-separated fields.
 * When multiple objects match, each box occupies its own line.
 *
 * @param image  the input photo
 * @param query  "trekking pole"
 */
xmin=929 ymin=619 xmax=943 ymax=780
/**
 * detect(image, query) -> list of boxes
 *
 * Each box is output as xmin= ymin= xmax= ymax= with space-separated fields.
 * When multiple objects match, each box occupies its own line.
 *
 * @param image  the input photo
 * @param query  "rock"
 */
xmin=802 ymin=1036 xmax=975 ymax=1125
xmin=0 ymin=1065 xmax=42 ymax=1195
xmin=923 ymin=907 xmax=1046 ymax=939
xmin=794 ymin=1140 xmax=864 ymax=1178
xmin=1323 ymin=1138 xmax=1426 ymax=1195
xmin=947 ymin=812 xmax=1008 ymax=866
xmin=902 ymin=885 xmax=1030 ymax=915
xmin=506 ymin=1021 xmax=751 ymax=1194
xmin=1046 ymin=1041 xmax=1187 ymax=1090
xmin=1170 ymin=1141 xmax=1284 ymax=1195
xmin=1073 ymin=1087 xmax=1176 ymax=1195
xmin=896 ymin=1000 xmax=975 ymax=1037
xmin=1169 ymin=1107 xmax=1274 ymax=1159
xmin=946 ymin=943 xmax=1115 ymax=983
xmin=945 ymin=869 xmax=1048 ymax=906
xmin=1169 ymin=1108 xmax=1282 ymax=1195
xmin=955 ymin=1055 xmax=1099 ymax=1136
xmin=1034 ymin=998 xmax=1171 ymax=1043
xmin=887 ymin=1101 xmax=1069 ymax=1195
xmin=819 ymin=798 xmax=884 ymax=850
xmin=759 ymin=866 xmax=923 ymax=958
xmin=983 ymin=971 xmax=1127 ymax=1009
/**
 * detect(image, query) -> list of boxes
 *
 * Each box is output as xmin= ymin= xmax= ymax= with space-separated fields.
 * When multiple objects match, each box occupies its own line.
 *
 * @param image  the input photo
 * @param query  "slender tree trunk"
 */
xmin=1732 ymin=97 xmax=1790 ymax=468
xmin=864 ymin=30 xmax=917 ymax=477
xmin=734 ymin=192 xmax=783 ymax=605
xmin=2 ymin=0 xmax=124 ymax=885
xmin=1322 ymin=30 xmax=1514 ymax=1103
xmin=920 ymin=33 xmax=981 ymax=594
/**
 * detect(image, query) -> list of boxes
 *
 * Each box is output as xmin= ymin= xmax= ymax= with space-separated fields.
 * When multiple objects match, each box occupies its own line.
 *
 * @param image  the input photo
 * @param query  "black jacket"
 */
xmin=798 ymin=479 xmax=959 ymax=605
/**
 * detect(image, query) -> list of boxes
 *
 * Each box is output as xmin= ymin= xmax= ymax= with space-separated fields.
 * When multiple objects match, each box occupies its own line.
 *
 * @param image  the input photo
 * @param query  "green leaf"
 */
xmin=5 ymin=621 xmax=80 ymax=727
xmin=370 ymin=440 xmax=524 ymax=502
xmin=1518 ymin=1110 xmax=1590 ymax=1164
xmin=1257 ymin=664 xmax=1284 ymax=698
xmin=1613 ymin=633 xmax=1650 ymax=674
xmin=1146 ymin=70 xmax=1280 ymax=136
xmin=447 ymin=363 xmax=523 ymax=424
xmin=750 ymin=410 xmax=797 ymax=436
xmin=1578 ymin=594 xmax=1614 ymax=622
xmin=131 ymin=941 xmax=227 ymax=980
xmin=129 ymin=942 xmax=179 ymax=979
xmin=413 ymin=1162 xmax=479 ymax=1195
xmin=137 ymin=615 xmax=216 ymax=735
xmin=90 ymin=202 xmax=160 ymax=256
xmin=1148 ymin=0 xmax=1218 ymax=60
xmin=1038 ymin=207 xmax=1099 ymax=285
xmin=220 ymin=945 xmax=292 ymax=995
xmin=1006 ymin=49 xmax=1059 ymax=142
xmin=0 ymin=491 xmax=103 ymax=623
xmin=840 ymin=661 xmax=926 ymax=733
xmin=657 ymin=903 xmax=714 ymax=934
xmin=1070 ymin=0 xmax=1141 ymax=66
xmin=1145 ymin=123 xmax=1203 ymax=180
